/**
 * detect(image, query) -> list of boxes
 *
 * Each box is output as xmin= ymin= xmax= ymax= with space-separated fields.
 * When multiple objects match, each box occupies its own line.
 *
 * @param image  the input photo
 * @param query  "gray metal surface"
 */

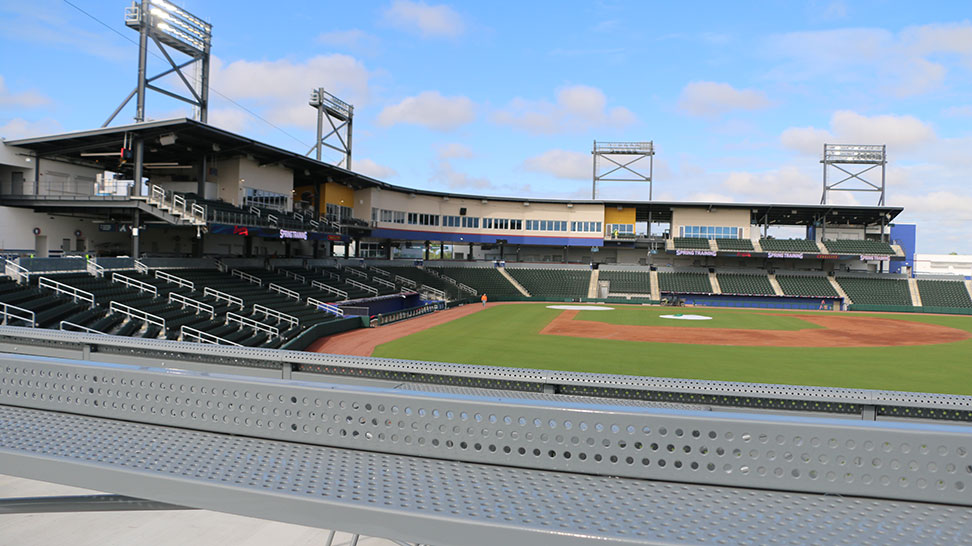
xmin=1 ymin=325 xmax=970 ymax=420
xmin=2 ymin=405 xmax=972 ymax=545
xmin=0 ymin=494 xmax=190 ymax=514
xmin=2 ymin=352 xmax=972 ymax=507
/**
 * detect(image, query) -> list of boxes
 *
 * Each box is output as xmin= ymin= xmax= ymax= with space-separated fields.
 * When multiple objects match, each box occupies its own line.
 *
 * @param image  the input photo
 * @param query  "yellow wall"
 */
xmin=604 ymin=206 xmax=636 ymax=225
xmin=294 ymin=181 xmax=357 ymax=215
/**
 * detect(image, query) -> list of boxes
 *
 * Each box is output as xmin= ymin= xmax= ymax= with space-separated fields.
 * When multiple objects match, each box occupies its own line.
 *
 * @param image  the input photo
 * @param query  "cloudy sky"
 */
xmin=1 ymin=0 xmax=971 ymax=252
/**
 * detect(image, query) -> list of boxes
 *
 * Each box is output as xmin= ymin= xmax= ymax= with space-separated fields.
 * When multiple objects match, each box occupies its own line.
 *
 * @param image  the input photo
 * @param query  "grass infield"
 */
xmin=371 ymin=304 xmax=972 ymax=395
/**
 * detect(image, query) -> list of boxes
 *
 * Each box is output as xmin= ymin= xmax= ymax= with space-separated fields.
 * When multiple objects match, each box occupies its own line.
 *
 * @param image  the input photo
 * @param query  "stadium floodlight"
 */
xmin=591 ymin=140 xmax=655 ymax=199
xmin=821 ymin=143 xmax=886 ymax=206
xmin=307 ymin=88 xmax=354 ymax=169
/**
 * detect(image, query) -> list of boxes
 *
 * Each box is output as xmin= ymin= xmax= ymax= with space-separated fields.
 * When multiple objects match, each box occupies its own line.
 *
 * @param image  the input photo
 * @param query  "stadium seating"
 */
xmin=916 ymin=280 xmax=972 ymax=308
xmin=836 ymin=277 xmax=911 ymax=306
xmin=432 ymin=267 xmax=522 ymax=300
xmin=822 ymin=239 xmax=894 ymax=255
xmin=673 ymin=237 xmax=711 ymax=250
xmin=776 ymin=275 xmax=839 ymax=298
xmin=505 ymin=269 xmax=590 ymax=299
xmin=0 ymin=277 xmax=101 ymax=328
xmin=715 ymin=239 xmax=755 ymax=251
xmin=382 ymin=266 xmax=461 ymax=299
xmin=760 ymin=239 xmax=819 ymax=253
xmin=599 ymin=270 xmax=652 ymax=295
xmin=716 ymin=273 xmax=775 ymax=295
xmin=657 ymin=272 xmax=712 ymax=294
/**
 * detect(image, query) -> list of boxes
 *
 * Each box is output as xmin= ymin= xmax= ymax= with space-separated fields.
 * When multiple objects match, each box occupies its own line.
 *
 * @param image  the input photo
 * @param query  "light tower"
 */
xmin=308 ymin=88 xmax=354 ymax=170
xmin=820 ymin=144 xmax=886 ymax=205
xmin=591 ymin=140 xmax=654 ymax=200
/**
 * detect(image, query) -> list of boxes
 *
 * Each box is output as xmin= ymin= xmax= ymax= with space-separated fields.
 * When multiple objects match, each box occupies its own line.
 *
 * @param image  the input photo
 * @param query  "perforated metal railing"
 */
xmin=1 ymin=352 xmax=971 ymax=508
xmin=1 ymin=325 xmax=971 ymax=422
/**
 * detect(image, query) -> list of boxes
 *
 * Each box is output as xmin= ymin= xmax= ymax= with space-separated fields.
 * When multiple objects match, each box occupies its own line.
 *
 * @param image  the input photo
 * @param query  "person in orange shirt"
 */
xmin=481 ymin=293 xmax=487 ymax=307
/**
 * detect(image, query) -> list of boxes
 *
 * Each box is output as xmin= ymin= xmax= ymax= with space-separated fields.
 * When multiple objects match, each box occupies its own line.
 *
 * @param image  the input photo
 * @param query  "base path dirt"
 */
xmin=306 ymin=304 xmax=487 ymax=356
xmin=540 ymin=310 xmax=971 ymax=348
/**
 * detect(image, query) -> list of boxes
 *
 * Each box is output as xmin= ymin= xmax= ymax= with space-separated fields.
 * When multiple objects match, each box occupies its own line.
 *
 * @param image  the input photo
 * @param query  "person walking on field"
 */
xmin=481 ymin=293 xmax=488 ymax=307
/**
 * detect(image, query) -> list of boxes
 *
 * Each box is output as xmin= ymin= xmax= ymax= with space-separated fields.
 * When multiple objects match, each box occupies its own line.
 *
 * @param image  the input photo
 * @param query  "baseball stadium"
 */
xmin=1 ymin=2 xmax=971 ymax=545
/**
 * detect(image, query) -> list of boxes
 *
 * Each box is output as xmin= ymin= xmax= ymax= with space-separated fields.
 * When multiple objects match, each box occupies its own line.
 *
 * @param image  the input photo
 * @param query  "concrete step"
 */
xmin=828 ymin=277 xmax=852 ymax=305
xmin=817 ymin=240 xmax=829 ymax=253
xmin=587 ymin=269 xmax=599 ymax=299
xmin=767 ymin=273 xmax=784 ymax=296
xmin=649 ymin=270 xmax=660 ymax=300
xmin=708 ymin=271 xmax=721 ymax=294
xmin=908 ymin=277 xmax=923 ymax=307
xmin=498 ymin=267 xmax=530 ymax=297
xmin=708 ymin=239 xmax=718 ymax=251
xmin=965 ymin=280 xmax=972 ymax=302
xmin=752 ymin=239 xmax=763 ymax=252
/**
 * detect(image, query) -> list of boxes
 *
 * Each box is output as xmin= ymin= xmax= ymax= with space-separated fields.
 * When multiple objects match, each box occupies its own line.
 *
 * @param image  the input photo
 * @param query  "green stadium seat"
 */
xmin=916 ymin=280 xmax=972 ymax=308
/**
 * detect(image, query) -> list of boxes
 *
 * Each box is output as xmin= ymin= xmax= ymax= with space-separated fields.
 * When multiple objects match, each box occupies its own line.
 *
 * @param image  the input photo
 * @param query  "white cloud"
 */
xmin=942 ymin=105 xmax=972 ymax=117
xmin=377 ymin=91 xmax=475 ymax=131
xmin=381 ymin=0 xmax=465 ymax=39
xmin=780 ymin=110 xmax=936 ymax=155
xmin=724 ymin=166 xmax=836 ymax=204
xmin=206 ymin=108 xmax=250 ymax=134
xmin=354 ymin=158 xmax=398 ymax=179
xmin=522 ymin=149 xmax=590 ymax=180
xmin=0 ymin=117 xmax=62 ymax=139
xmin=492 ymin=85 xmax=636 ymax=134
xmin=677 ymin=81 xmax=771 ymax=118
xmin=0 ymin=2 xmax=129 ymax=61
xmin=432 ymin=160 xmax=490 ymax=190
xmin=436 ymin=142 xmax=474 ymax=159
xmin=767 ymin=23 xmax=972 ymax=97
xmin=316 ymin=29 xmax=380 ymax=55
xmin=0 ymin=76 xmax=50 ymax=108
xmin=209 ymin=54 xmax=374 ymax=131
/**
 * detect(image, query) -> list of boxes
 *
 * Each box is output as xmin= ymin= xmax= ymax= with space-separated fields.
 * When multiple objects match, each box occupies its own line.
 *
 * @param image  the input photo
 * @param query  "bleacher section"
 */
xmin=432 ymin=267 xmax=522 ymax=300
xmin=505 ymin=269 xmax=590 ymax=300
xmin=837 ymin=277 xmax=912 ymax=306
xmin=776 ymin=275 xmax=839 ymax=298
xmin=673 ymin=238 xmax=711 ymax=250
xmin=0 ymin=277 xmax=102 ymax=328
xmin=823 ymin=239 xmax=895 ymax=255
xmin=916 ymin=280 xmax=972 ymax=308
xmin=382 ymin=266 xmax=460 ymax=299
xmin=759 ymin=239 xmax=819 ymax=253
xmin=715 ymin=239 xmax=755 ymax=251
xmin=657 ymin=272 xmax=712 ymax=294
xmin=716 ymin=273 xmax=775 ymax=296
xmin=599 ymin=270 xmax=652 ymax=295
xmin=180 ymin=193 xmax=328 ymax=232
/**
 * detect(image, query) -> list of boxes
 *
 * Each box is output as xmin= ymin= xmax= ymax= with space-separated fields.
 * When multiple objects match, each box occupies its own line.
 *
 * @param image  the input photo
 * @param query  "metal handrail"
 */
xmin=109 ymin=301 xmax=166 ymax=332
xmin=1 ymin=302 xmax=35 ymax=327
xmin=395 ymin=275 xmax=417 ymax=288
xmin=86 ymin=260 xmax=105 ymax=278
xmin=4 ymin=259 xmax=30 ymax=284
xmin=345 ymin=267 xmax=368 ymax=280
xmin=181 ymin=325 xmax=241 ymax=346
xmin=203 ymin=287 xmax=243 ymax=308
xmin=346 ymin=278 xmax=379 ymax=296
xmin=312 ymin=280 xmax=347 ymax=299
xmin=457 ymin=282 xmax=478 ymax=295
xmin=134 ymin=260 xmax=149 ymax=274
xmin=280 ymin=269 xmax=306 ymax=283
xmin=169 ymin=292 xmax=215 ymax=318
xmin=268 ymin=283 xmax=301 ymax=301
xmin=226 ymin=312 xmax=279 ymax=338
xmin=111 ymin=272 xmax=158 ymax=297
xmin=372 ymin=276 xmax=395 ymax=290
xmin=420 ymin=284 xmax=446 ymax=299
xmin=59 ymin=320 xmax=106 ymax=335
xmin=252 ymin=304 xmax=299 ymax=329
xmin=155 ymin=270 xmax=194 ymax=290
xmin=38 ymin=277 xmax=95 ymax=305
xmin=308 ymin=297 xmax=343 ymax=316
xmin=231 ymin=269 xmax=263 ymax=286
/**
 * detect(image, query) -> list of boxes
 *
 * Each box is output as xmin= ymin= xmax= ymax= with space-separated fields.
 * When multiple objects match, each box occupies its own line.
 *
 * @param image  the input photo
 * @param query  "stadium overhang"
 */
xmin=7 ymin=119 xmax=904 ymax=226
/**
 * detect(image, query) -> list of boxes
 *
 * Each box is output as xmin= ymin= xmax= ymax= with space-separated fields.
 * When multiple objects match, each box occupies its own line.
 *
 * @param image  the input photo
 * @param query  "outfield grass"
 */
xmin=581 ymin=306 xmax=821 ymax=330
xmin=371 ymin=303 xmax=972 ymax=395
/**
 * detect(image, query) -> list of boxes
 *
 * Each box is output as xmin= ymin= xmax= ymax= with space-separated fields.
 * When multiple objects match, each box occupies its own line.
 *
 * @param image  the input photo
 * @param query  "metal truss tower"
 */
xmin=308 ymin=88 xmax=354 ymax=170
xmin=821 ymin=144 xmax=886 ymax=205
xmin=591 ymin=140 xmax=654 ymax=200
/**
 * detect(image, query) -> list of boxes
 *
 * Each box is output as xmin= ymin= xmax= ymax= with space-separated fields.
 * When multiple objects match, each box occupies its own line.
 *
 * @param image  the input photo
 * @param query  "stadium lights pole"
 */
xmin=308 ymin=88 xmax=354 ymax=170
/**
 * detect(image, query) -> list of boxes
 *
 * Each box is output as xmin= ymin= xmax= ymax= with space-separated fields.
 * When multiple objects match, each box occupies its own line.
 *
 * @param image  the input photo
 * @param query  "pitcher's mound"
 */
xmin=660 ymin=314 xmax=712 ymax=320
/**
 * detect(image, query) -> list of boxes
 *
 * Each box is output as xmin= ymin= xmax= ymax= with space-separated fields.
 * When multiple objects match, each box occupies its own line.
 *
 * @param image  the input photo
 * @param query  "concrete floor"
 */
xmin=0 ymin=475 xmax=402 ymax=546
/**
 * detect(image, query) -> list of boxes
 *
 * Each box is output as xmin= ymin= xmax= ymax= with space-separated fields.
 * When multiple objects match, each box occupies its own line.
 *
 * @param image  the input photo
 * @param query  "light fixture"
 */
xmin=159 ymin=133 xmax=177 ymax=146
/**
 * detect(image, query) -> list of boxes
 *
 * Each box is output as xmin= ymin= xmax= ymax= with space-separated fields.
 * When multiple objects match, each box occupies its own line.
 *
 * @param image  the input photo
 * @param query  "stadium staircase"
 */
xmin=767 ymin=273 xmax=784 ymax=296
xmin=497 ymin=268 xmax=530 ymax=297
xmin=649 ymin=270 xmax=660 ymax=300
xmin=708 ymin=271 xmax=721 ymax=294
xmin=907 ymin=278 xmax=923 ymax=307
xmin=828 ymin=276 xmax=851 ymax=304
xmin=966 ymin=280 xmax=972 ymax=302
xmin=708 ymin=239 xmax=718 ymax=251
xmin=816 ymin=240 xmax=828 ymax=253
xmin=751 ymin=239 xmax=763 ymax=252
xmin=587 ymin=269 xmax=599 ymax=298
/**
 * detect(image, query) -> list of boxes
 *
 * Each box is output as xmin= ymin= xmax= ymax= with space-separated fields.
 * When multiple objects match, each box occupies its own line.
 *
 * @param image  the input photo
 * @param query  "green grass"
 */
xmin=371 ymin=304 xmax=972 ymax=395
xmin=580 ymin=306 xmax=820 ymax=330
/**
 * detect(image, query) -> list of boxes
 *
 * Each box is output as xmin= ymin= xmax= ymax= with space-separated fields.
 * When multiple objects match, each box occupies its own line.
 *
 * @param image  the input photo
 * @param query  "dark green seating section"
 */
xmin=836 ymin=277 xmax=911 ymax=306
xmin=760 ymin=239 xmax=819 ymax=253
xmin=0 ymin=277 xmax=101 ymax=329
xmin=716 ymin=239 xmax=754 ymax=251
xmin=600 ymin=270 xmax=652 ymax=294
xmin=917 ymin=280 xmax=972 ymax=308
xmin=673 ymin=237 xmax=711 ymax=250
xmin=716 ymin=273 xmax=774 ymax=295
xmin=432 ymin=267 xmax=522 ymax=300
xmin=506 ymin=268 xmax=590 ymax=299
xmin=658 ymin=272 xmax=712 ymax=294
xmin=776 ymin=275 xmax=838 ymax=298
xmin=382 ymin=267 xmax=460 ymax=299
xmin=823 ymin=239 xmax=894 ymax=255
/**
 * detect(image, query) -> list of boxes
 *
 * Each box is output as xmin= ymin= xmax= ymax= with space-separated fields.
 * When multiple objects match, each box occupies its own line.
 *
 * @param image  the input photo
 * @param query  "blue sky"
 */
xmin=2 ymin=0 xmax=972 ymax=252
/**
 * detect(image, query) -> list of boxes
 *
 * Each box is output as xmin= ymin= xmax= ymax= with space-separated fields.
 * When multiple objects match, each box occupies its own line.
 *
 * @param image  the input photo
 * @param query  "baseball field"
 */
xmin=314 ymin=303 xmax=972 ymax=395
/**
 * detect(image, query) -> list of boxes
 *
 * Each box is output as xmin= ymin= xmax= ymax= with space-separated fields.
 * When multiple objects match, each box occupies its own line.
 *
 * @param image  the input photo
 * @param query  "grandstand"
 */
xmin=506 ymin=268 xmax=591 ymax=299
xmin=837 ymin=276 xmax=912 ymax=306
xmin=917 ymin=279 xmax=972 ymax=308
xmin=657 ymin=271 xmax=712 ymax=294
xmin=776 ymin=274 xmax=840 ymax=298
xmin=716 ymin=273 xmax=775 ymax=295
xmin=599 ymin=269 xmax=652 ymax=295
